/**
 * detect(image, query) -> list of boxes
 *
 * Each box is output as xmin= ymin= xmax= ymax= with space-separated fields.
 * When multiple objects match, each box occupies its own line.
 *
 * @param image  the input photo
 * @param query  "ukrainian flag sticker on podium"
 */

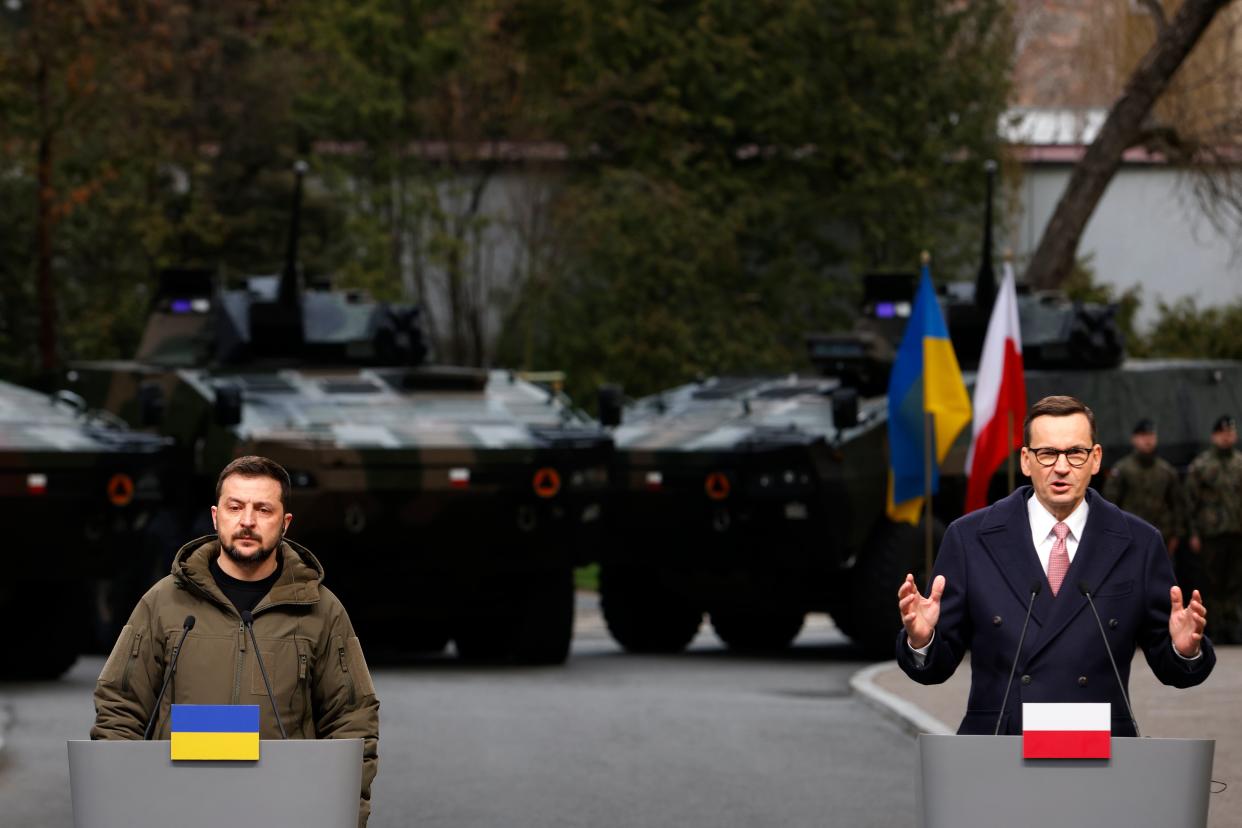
xmin=170 ymin=704 xmax=260 ymax=761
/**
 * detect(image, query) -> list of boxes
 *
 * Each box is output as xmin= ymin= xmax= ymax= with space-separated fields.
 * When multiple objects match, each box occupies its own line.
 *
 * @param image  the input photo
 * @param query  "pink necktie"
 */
xmin=1048 ymin=522 xmax=1070 ymax=596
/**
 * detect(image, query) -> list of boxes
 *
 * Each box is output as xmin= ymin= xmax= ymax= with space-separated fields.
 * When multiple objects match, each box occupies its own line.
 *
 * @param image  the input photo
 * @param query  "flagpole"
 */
xmin=921 ymin=248 xmax=935 ymax=577
xmin=924 ymin=411 xmax=934 ymax=577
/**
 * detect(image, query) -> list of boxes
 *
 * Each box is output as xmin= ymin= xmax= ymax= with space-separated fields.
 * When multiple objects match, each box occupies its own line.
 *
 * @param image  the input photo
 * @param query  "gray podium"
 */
xmin=917 ymin=734 xmax=1214 ymax=828
xmin=68 ymin=739 xmax=364 ymax=828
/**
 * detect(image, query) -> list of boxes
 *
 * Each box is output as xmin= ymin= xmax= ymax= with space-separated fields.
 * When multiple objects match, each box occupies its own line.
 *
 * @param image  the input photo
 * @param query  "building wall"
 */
xmin=1009 ymin=163 xmax=1242 ymax=328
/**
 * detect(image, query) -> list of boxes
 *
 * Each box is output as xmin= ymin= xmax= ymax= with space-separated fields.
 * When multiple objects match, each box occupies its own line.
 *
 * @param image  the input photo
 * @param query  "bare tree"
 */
xmin=1024 ymin=0 xmax=1235 ymax=290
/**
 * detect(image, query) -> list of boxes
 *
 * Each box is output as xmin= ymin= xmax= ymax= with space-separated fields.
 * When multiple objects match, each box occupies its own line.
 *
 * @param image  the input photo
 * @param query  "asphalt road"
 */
xmin=0 ymin=610 xmax=915 ymax=828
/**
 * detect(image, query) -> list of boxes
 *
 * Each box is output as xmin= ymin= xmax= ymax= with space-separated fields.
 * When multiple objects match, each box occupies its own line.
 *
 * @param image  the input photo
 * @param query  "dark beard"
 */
xmin=220 ymin=533 xmax=280 ymax=570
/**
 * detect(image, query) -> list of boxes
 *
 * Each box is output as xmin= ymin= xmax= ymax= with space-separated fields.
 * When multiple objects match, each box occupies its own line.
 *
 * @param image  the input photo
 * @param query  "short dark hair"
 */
xmin=215 ymin=455 xmax=291 ymax=508
xmin=1023 ymin=395 xmax=1097 ymax=446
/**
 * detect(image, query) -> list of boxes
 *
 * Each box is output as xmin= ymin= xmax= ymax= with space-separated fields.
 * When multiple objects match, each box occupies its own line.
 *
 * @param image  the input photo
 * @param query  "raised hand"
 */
xmin=1169 ymin=586 xmax=1206 ymax=658
xmin=898 ymin=573 xmax=945 ymax=650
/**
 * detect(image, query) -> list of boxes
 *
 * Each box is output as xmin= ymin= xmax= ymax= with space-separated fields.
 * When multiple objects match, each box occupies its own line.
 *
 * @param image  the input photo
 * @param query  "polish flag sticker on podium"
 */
xmin=1022 ymin=703 xmax=1111 ymax=759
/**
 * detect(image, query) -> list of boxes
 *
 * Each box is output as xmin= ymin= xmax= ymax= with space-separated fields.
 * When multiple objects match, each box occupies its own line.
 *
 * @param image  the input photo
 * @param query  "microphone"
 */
xmin=144 ymin=615 xmax=196 ymax=740
xmin=1079 ymin=581 xmax=1140 ymax=737
xmin=241 ymin=610 xmax=288 ymax=739
xmin=994 ymin=580 xmax=1042 ymax=736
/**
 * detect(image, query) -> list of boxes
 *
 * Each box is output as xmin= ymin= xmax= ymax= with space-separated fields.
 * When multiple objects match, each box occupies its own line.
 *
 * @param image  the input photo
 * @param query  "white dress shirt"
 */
xmin=1027 ymin=495 xmax=1088 ymax=575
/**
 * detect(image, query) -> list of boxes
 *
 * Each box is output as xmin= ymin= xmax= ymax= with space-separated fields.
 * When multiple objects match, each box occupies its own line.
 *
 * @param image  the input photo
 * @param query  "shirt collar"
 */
xmin=1027 ymin=492 xmax=1090 ymax=542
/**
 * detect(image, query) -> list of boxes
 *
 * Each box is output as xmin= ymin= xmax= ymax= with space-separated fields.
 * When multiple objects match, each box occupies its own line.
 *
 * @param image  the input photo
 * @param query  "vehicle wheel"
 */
xmin=709 ymin=608 xmax=805 ymax=652
xmin=834 ymin=518 xmax=939 ymax=658
xmin=600 ymin=565 xmax=702 ymax=653
xmin=94 ymin=509 xmax=177 ymax=653
xmin=454 ymin=568 xmax=575 ymax=665
xmin=453 ymin=621 xmax=509 ymax=662
xmin=509 ymin=566 xmax=575 ymax=665
xmin=0 ymin=590 xmax=83 ymax=679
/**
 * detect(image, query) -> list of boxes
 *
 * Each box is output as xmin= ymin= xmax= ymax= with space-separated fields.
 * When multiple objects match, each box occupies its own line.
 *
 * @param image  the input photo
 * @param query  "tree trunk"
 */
xmin=1023 ymin=0 xmax=1233 ymax=290
xmin=36 ymin=52 xmax=58 ymax=374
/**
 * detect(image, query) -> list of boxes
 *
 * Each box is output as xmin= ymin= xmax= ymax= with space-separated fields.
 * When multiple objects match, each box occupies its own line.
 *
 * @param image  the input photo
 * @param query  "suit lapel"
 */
xmin=979 ymin=488 xmax=1049 ymax=627
xmin=1024 ymin=489 xmax=1130 ymax=662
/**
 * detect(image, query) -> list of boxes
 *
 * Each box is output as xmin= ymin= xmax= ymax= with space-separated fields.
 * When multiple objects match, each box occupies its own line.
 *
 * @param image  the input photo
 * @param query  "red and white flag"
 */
xmin=1022 ymin=703 xmax=1111 ymax=759
xmin=964 ymin=261 xmax=1026 ymax=513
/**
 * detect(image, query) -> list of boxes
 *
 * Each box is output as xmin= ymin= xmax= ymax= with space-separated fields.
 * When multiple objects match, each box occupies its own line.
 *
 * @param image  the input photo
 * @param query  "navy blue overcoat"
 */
xmin=896 ymin=486 xmax=1215 ymax=736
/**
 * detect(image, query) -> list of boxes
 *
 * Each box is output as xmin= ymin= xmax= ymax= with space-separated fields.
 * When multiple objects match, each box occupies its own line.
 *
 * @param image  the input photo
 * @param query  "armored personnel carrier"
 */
xmin=67 ymin=264 xmax=610 ymax=663
xmin=599 ymin=276 xmax=1242 ymax=657
xmin=0 ymin=380 xmax=169 ymax=678
xmin=65 ymin=165 xmax=610 ymax=664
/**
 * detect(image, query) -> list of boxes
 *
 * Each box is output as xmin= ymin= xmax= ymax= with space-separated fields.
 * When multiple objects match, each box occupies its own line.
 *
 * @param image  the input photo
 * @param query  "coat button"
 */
xmin=1108 ymin=618 xmax=1119 ymax=629
xmin=1078 ymin=676 xmax=1088 ymax=686
xmin=1021 ymin=674 xmax=1032 ymax=685
xmin=992 ymin=616 xmax=1003 ymax=626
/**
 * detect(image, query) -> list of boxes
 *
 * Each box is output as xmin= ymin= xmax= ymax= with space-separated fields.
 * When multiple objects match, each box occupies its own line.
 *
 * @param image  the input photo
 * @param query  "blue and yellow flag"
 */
xmin=886 ymin=262 xmax=972 ymax=524
xmin=170 ymin=704 xmax=260 ymax=761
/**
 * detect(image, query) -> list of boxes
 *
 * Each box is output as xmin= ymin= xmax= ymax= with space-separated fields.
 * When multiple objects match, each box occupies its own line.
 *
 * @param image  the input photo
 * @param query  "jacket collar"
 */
xmin=977 ymin=487 xmax=1131 ymax=661
xmin=173 ymin=535 xmax=324 ymax=616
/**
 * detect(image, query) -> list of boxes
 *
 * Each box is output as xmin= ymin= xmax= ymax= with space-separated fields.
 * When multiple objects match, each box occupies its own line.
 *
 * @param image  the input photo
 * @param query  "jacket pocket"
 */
xmin=295 ymin=639 xmax=312 ymax=737
xmin=99 ymin=625 xmax=137 ymax=687
xmin=332 ymin=635 xmax=355 ymax=706
xmin=1096 ymin=580 xmax=1134 ymax=598
xmin=344 ymin=636 xmax=376 ymax=699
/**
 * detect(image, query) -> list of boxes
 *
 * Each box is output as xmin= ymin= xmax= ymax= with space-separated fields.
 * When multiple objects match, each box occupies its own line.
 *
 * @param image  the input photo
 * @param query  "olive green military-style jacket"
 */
xmin=1103 ymin=451 xmax=1187 ymax=544
xmin=92 ymin=536 xmax=380 ymax=828
xmin=1186 ymin=448 xmax=1242 ymax=538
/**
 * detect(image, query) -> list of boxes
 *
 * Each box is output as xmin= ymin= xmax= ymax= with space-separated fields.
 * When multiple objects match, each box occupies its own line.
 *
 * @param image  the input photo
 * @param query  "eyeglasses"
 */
xmin=1027 ymin=446 xmax=1094 ymax=467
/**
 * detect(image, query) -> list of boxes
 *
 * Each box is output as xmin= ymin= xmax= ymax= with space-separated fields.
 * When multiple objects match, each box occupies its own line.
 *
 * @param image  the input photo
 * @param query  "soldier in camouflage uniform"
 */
xmin=1103 ymin=418 xmax=1186 ymax=556
xmin=1187 ymin=415 xmax=1242 ymax=644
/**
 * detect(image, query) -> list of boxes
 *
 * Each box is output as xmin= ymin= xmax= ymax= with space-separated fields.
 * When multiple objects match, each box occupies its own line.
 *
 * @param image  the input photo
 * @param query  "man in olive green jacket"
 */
xmin=92 ymin=457 xmax=379 ymax=827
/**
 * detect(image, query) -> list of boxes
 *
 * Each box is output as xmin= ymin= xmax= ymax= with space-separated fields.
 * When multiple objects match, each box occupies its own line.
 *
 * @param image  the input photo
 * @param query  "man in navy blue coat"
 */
xmin=895 ymin=395 xmax=1213 ymax=736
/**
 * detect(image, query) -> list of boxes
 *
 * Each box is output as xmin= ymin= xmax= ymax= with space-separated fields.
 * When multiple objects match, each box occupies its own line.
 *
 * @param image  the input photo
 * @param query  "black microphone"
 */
xmin=241 ymin=610 xmax=288 ymax=739
xmin=994 ymin=580 xmax=1042 ymax=736
xmin=144 ymin=615 xmax=195 ymax=740
xmin=1079 ymin=581 xmax=1140 ymax=737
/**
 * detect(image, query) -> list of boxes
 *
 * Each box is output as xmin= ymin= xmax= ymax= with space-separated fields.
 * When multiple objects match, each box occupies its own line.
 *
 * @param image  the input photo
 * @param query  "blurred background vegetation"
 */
xmin=5 ymin=0 xmax=1228 ymax=403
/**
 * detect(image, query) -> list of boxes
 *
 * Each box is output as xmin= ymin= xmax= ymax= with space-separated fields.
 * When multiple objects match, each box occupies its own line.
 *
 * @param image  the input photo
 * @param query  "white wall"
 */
xmin=1009 ymin=164 xmax=1242 ymax=328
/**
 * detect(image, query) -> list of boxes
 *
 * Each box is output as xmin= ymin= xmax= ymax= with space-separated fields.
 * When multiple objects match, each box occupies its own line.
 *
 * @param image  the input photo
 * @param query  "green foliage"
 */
xmin=500 ymin=0 xmax=1012 ymax=398
xmin=0 ymin=0 xmax=1014 ymax=396
xmin=574 ymin=563 xmax=600 ymax=593
xmin=1143 ymin=298 xmax=1242 ymax=360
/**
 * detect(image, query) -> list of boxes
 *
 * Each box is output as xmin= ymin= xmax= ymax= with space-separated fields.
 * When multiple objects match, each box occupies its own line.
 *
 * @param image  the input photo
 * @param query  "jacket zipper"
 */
xmin=232 ymin=623 xmax=246 ymax=705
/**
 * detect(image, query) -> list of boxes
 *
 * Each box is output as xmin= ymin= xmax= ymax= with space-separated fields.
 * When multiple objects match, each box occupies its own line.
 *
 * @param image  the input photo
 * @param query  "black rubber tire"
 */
xmin=599 ymin=565 xmax=702 ymax=653
xmin=709 ymin=609 xmax=805 ymax=652
xmin=454 ymin=567 xmax=574 ymax=665
xmin=0 ymin=589 xmax=83 ymax=680
xmin=453 ymin=621 xmax=509 ymax=662
xmin=834 ymin=518 xmax=938 ymax=658
xmin=509 ymin=566 xmax=575 ymax=665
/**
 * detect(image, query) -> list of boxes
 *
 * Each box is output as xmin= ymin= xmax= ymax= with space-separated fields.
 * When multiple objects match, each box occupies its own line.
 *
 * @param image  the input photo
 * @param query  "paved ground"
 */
xmin=0 ymin=602 xmax=917 ymax=828
xmin=855 ymin=647 xmax=1242 ymax=828
xmin=5 ymin=595 xmax=1234 ymax=826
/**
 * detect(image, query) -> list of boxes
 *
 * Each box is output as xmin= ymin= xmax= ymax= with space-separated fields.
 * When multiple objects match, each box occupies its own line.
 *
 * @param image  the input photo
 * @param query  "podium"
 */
xmin=68 ymin=739 xmax=363 ymax=828
xmin=917 ymin=734 xmax=1214 ymax=828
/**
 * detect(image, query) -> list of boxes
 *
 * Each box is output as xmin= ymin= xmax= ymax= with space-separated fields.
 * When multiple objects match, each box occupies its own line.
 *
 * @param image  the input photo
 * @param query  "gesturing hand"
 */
xmin=898 ymin=573 xmax=945 ymax=650
xmin=1169 ymin=586 xmax=1206 ymax=658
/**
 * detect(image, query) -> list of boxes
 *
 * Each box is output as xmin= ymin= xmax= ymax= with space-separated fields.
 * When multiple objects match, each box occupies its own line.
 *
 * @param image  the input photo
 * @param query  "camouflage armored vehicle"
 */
xmin=598 ymin=276 xmax=1242 ymax=657
xmin=65 ymin=261 xmax=610 ymax=665
xmin=0 ymin=379 xmax=169 ymax=678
